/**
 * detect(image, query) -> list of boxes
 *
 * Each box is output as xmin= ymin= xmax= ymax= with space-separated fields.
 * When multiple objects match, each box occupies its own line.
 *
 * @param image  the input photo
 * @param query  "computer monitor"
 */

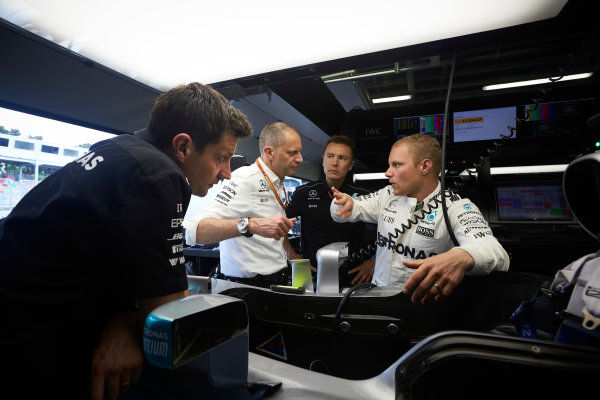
xmin=519 ymin=98 xmax=596 ymax=138
xmin=453 ymin=106 xmax=517 ymax=142
xmin=394 ymin=114 xmax=446 ymax=141
xmin=494 ymin=184 xmax=571 ymax=222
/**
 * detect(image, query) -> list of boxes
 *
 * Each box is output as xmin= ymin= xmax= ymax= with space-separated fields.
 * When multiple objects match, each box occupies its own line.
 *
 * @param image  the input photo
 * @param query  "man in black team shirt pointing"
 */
xmin=286 ymin=135 xmax=376 ymax=287
xmin=0 ymin=83 xmax=252 ymax=399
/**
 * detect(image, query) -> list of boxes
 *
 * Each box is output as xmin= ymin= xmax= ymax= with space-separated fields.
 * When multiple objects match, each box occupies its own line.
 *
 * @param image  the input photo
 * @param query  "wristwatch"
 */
xmin=237 ymin=217 xmax=253 ymax=237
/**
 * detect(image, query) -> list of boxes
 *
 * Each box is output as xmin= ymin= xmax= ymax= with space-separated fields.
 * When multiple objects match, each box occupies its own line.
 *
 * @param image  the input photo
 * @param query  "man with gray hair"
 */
xmin=184 ymin=121 xmax=304 ymax=287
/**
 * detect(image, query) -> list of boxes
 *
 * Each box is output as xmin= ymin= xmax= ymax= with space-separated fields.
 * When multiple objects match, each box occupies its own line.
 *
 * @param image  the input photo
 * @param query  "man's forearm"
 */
xmin=195 ymin=217 xmax=240 ymax=244
xmin=283 ymin=235 xmax=302 ymax=260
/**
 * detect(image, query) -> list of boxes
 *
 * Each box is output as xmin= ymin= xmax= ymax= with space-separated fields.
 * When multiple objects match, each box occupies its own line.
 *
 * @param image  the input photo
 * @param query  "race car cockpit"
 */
xmin=130 ymin=148 xmax=600 ymax=400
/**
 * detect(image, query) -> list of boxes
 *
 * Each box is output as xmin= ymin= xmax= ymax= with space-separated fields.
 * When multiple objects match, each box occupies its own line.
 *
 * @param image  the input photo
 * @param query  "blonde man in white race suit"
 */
xmin=331 ymin=134 xmax=509 ymax=304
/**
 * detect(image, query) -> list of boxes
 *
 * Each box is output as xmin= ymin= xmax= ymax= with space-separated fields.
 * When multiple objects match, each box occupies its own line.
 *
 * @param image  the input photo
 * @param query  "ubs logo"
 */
xmin=259 ymin=180 xmax=267 ymax=190
xmin=309 ymin=190 xmax=317 ymax=197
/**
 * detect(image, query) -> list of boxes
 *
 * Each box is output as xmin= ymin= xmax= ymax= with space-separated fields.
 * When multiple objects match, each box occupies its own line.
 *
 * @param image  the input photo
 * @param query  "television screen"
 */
xmin=394 ymin=114 xmax=445 ymax=141
xmin=495 ymin=185 xmax=571 ymax=221
xmin=519 ymin=98 xmax=595 ymax=138
xmin=453 ymin=106 xmax=517 ymax=142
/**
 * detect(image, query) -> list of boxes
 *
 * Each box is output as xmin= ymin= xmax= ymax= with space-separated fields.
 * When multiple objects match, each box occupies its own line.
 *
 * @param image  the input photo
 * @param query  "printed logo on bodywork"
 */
xmin=257 ymin=331 xmax=287 ymax=360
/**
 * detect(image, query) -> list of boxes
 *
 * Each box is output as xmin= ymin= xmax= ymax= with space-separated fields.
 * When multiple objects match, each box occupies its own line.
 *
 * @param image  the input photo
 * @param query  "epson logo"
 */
xmin=223 ymin=186 xmax=237 ymax=196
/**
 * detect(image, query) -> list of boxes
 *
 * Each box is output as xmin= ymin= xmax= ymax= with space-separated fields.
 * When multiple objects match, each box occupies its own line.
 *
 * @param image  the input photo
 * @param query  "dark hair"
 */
xmin=147 ymin=82 xmax=252 ymax=151
xmin=326 ymin=135 xmax=356 ymax=160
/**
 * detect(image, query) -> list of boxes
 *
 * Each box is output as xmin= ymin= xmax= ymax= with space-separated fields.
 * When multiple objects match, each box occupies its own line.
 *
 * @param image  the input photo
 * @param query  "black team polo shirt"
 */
xmin=286 ymin=179 xmax=375 ymax=283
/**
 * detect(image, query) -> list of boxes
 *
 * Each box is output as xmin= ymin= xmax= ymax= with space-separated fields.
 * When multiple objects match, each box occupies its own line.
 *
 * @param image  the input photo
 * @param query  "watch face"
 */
xmin=237 ymin=218 xmax=252 ymax=237
xmin=237 ymin=218 xmax=248 ymax=232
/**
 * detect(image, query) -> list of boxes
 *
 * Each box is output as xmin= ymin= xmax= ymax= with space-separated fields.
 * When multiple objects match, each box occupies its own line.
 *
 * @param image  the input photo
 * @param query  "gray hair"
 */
xmin=258 ymin=122 xmax=297 ymax=155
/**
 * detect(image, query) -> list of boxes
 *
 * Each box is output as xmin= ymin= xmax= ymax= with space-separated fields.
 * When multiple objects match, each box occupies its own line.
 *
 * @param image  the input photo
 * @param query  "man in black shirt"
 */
xmin=0 ymin=83 xmax=252 ymax=399
xmin=286 ymin=135 xmax=375 ymax=287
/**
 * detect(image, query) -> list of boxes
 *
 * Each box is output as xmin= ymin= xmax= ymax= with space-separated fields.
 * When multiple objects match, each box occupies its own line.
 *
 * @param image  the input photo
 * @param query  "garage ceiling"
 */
xmin=212 ymin=0 xmax=600 ymax=171
xmin=1 ymin=0 xmax=599 ymax=174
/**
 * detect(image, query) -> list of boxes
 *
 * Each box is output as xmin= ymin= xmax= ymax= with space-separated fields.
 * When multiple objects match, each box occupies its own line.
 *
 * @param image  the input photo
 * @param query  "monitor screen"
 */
xmin=453 ymin=106 xmax=517 ymax=142
xmin=495 ymin=185 xmax=571 ymax=221
xmin=394 ymin=114 xmax=445 ymax=141
xmin=519 ymin=98 xmax=595 ymax=138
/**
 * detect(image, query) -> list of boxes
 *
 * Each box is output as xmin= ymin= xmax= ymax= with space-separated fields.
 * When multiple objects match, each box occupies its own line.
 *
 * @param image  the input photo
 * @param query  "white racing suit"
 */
xmin=331 ymin=182 xmax=510 ymax=290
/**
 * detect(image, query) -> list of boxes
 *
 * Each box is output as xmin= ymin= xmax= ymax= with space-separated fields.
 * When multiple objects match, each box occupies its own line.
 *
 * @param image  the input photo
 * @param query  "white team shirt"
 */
xmin=183 ymin=158 xmax=288 ymax=277
xmin=331 ymin=182 xmax=510 ymax=289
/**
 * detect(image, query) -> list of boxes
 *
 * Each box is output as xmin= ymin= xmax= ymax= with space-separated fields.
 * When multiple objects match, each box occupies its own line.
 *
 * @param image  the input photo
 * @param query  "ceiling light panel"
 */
xmin=0 ymin=0 xmax=568 ymax=91
xmin=372 ymin=95 xmax=412 ymax=103
xmin=483 ymin=72 xmax=594 ymax=90
xmin=357 ymin=164 xmax=568 ymax=181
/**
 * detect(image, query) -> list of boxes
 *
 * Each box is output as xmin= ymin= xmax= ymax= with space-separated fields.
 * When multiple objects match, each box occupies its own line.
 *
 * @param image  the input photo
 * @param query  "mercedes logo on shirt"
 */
xmin=309 ymin=190 xmax=317 ymax=197
xmin=260 ymin=180 xmax=267 ymax=189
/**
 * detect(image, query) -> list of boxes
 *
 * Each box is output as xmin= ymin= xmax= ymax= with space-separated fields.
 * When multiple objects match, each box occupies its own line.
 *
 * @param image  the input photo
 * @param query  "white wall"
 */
xmin=231 ymin=91 xmax=329 ymax=182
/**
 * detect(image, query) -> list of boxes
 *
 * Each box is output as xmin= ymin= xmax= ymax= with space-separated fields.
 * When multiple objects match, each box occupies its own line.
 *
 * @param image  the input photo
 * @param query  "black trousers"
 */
xmin=219 ymin=265 xmax=291 ymax=288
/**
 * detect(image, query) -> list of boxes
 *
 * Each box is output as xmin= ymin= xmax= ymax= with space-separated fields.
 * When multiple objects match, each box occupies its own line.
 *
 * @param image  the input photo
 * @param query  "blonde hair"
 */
xmin=394 ymin=134 xmax=442 ymax=175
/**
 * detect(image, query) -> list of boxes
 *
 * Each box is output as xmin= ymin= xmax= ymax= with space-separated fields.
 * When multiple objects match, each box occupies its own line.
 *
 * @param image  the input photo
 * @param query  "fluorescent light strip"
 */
xmin=353 ymin=173 xmax=387 ymax=181
xmin=355 ymin=164 xmax=567 ymax=181
xmin=372 ymin=95 xmax=412 ymax=104
xmin=483 ymin=73 xmax=593 ymax=91
xmin=323 ymin=62 xmax=444 ymax=84
xmin=490 ymin=164 xmax=568 ymax=174
xmin=322 ymin=69 xmax=396 ymax=83
xmin=320 ymin=69 xmax=356 ymax=80
xmin=460 ymin=165 xmax=568 ymax=175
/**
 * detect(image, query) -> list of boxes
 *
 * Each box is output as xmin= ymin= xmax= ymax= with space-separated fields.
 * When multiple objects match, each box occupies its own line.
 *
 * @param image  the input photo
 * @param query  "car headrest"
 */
xmin=563 ymin=151 xmax=600 ymax=240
